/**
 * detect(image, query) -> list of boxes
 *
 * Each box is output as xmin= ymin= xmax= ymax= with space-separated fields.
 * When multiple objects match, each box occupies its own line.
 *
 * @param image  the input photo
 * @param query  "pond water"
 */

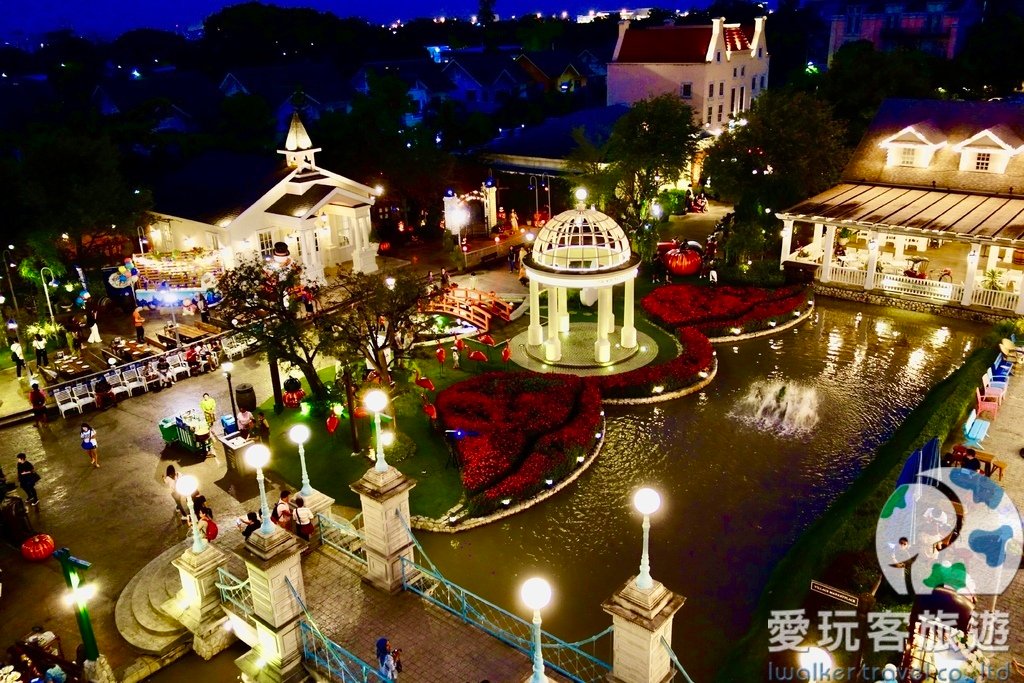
xmin=416 ymin=298 xmax=988 ymax=682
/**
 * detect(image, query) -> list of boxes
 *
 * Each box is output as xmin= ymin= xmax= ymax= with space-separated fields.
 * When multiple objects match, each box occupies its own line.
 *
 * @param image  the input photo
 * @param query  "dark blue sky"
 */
xmin=0 ymin=0 xmax=613 ymax=39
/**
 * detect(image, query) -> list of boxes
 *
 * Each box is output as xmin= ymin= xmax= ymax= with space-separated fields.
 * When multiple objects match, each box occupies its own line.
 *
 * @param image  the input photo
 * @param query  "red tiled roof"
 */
xmin=615 ymin=26 xmax=713 ymax=63
xmin=723 ymin=26 xmax=751 ymax=52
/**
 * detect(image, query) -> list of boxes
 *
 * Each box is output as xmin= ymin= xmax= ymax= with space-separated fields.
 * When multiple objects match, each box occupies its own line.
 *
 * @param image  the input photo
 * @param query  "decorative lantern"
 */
xmin=21 ymin=534 xmax=55 ymax=561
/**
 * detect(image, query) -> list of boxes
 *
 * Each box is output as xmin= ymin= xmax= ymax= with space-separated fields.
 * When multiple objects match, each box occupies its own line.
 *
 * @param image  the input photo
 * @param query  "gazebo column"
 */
xmin=779 ymin=219 xmax=794 ymax=270
xmin=621 ymin=278 xmax=637 ymax=349
xmin=557 ymin=287 xmax=570 ymax=333
xmin=594 ymin=287 xmax=611 ymax=363
xmin=528 ymin=279 xmax=544 ymax=346
xmin=894 ymin=235 xmax=906 ymax=262
xmin=819 ymin=224 xmax=837 ymax=284
xmin=545 ymin=285 xmax=561 ymax=361
xmin=986 ymin=245 xmax=1000 ymax=273
xmin=811 ymin=223 xmax=823 ymax=254
xmin=864 ymin=232 xmax=880 ymax=291
xmin=961 ymin=246 xmax=980 ymax=307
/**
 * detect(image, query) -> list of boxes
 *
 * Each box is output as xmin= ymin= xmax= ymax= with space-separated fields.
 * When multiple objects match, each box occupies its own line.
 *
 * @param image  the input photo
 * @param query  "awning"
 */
xmin=778 ymin=183 xmax=1024 ymax=245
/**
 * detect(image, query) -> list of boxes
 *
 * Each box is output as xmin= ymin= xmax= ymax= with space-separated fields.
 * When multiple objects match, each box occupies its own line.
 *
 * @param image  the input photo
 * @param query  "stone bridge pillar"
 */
xmin=170 ymin=543 xmax=235 ymax=660
xmin=351 ymin=465 xmax=418 ymax=594
xmin=602 ymin=578 xmax=685 ymax=683
xmin=235 ymin=527 xmax=307 ymax=683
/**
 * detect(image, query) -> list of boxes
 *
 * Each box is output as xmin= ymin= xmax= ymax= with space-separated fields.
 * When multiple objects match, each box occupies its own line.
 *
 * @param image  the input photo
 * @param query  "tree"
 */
xmin=570 ymin=94 xmax=700 ymax=260
xmin=478 ymin=0 xmax=497 ymax=24
xmin=217 ymin=257 xmax=428 ymax=398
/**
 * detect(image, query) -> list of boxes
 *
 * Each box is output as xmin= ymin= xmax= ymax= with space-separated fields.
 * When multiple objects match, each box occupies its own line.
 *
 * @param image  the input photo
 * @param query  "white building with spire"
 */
xmin=146 ymin=112 xmax=380 ymax=284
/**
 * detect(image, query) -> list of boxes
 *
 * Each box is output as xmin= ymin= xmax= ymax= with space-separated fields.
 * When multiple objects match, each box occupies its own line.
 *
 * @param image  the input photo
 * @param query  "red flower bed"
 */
xmin=590 ymin=327 xmax=714 ymax=399
xmin=641 ymin=284 xmax=806 ymax=331
xmin=436 ymin=373 xmax=601 ymax=504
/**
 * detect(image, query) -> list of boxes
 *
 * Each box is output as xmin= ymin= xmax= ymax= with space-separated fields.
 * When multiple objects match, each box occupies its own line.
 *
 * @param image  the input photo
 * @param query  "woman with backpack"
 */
xmin=293 ymin=497 xmax=315 ymax=540
xmin=198 ymin=507 xmax=218 ymax=541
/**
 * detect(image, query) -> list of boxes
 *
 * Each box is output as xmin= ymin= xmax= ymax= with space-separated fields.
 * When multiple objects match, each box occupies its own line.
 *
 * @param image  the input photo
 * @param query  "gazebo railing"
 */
xmin=828 ymin=266 xmax=867 ymax=287
xmin=972 ymin=286 xmax=1018 ymax=311
xmin=877 ymin=274 xmax=963 ymax=303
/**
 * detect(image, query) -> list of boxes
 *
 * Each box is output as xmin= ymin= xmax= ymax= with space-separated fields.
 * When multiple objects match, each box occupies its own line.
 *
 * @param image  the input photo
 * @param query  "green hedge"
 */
xmin=716 ymin=320 xmax=1013 ymax=681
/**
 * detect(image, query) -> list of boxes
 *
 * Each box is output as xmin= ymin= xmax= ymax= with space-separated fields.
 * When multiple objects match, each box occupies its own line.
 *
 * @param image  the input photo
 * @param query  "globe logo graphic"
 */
xmin=876 ymin=467 xmax=1022 ymax=596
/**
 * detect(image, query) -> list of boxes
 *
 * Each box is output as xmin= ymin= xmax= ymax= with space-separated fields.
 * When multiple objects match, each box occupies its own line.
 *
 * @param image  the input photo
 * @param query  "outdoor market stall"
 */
xmin=158 ymin=410 xmax=211 ymax=455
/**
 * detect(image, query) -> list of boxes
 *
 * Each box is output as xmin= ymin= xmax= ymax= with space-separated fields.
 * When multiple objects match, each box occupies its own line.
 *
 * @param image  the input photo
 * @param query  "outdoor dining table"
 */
xmin=951 ymin=445 xmax=1006 ymax=480
xmin=111 ymin=339 xmax=157 ymax=362
xmin=156 ymin=323 xmax=208 ymax=348
xmin=53 ymin=356 xmax=92 ymax=380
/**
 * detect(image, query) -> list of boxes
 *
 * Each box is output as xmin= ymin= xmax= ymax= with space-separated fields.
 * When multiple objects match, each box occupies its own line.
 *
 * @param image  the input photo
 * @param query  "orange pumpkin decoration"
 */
xmin=662 ymin=248 xmax=702 ymax=276
xmin=22 ymin=534 xmax=55 ymax=562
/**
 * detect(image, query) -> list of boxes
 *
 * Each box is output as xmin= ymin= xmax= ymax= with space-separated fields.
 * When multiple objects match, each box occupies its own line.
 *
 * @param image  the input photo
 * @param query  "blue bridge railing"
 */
xmin=662 ymin=636 xmax=697 ymax=683
xmin=215 ymin=567 xmax=253 ymax=617
xmin=317 ymin=512 xmax=367 ymax=567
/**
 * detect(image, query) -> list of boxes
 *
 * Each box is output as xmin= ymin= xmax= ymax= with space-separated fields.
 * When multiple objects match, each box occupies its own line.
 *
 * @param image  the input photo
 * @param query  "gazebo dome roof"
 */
xmin=530 ymin=206 xmax=632 ymax=273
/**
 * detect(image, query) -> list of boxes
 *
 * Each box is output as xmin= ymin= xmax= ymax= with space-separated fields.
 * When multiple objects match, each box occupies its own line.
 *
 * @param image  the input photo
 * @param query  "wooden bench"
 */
xmin=962 ymin=409 xmax=990 ymax=447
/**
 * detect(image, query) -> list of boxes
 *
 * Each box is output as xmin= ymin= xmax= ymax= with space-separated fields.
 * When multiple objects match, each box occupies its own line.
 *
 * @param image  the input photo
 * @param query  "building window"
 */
xmin=717 ymin=104 xmax=723 ymax=122
xmin=740 ymin=86 xmax=745 ymax=110
xmin=206 ymin=233 xmax=220 ymax=250
xmin=733 ymin=67 xmax=737 ymax=77
xmin=741 ymin=65 xmax=746 ymax=76
xmin=707 ymin=107 xmax=713 ymax=124
xmin=760 ymin=75 xmax=766 ymax=89
xmin=975 ymin=152 xmax=991 ymax=171
xmin=847 ymin=5 xmax=863 ymax=33
xmin=752 ymin=76 xmax=757 ymax=91
xmin=680 ymin=82 xmax=692 ymax=98
xmin=719 ymin=82 xmax=724 ymax=96
xmin=716 ymin=51 xmax=721 ymax=62
xmin=258 ymin=230 xmax=274 ymax=259
xmin=709 ymin=82 xmax=715 ymax=97
xmin=730 ymin=88 xmax=736 ymax=113
xmin=900 ymin=147 xmax=917 ymax=167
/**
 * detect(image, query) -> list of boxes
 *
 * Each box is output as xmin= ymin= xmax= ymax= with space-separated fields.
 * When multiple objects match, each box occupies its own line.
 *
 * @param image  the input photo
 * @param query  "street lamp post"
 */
xmin=175 ymin=474 xmax=208 ymax=554
xmin=2 ymin=246 xmax=18 ymax=314
xmin=541 ymin=174 xmax=552 ymax=216
xmin=633 ymin=487 xmax=662 ymax=590
xmin=223 ymin=362 xmax=238 ymax=423
xmin=39 ymin=266 xmax=58 ymax=331
xmin=363 ymin=389 xmax=390 ymax=472
xmin=520 ymin=577 xmax=552 ymax=683
xmin=528 ymin=175 xmax=539 ymax=218
xmin=159 ymin=291 xmax=181 ymax=347
xmin=244 ymin=444 xmax=276 ymax=536
xmin=52 ymin=547 xmax=100 ymax=662
xmin=289 ymin=424 xmax=313 ymax=497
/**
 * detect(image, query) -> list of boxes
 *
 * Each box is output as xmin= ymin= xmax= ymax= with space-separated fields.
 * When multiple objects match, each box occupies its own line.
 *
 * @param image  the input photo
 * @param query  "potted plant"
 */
xmin=982 ymin=269 xmax=1005 ymax=291
xmin=837 ymin=227 xmax=856 ymax=246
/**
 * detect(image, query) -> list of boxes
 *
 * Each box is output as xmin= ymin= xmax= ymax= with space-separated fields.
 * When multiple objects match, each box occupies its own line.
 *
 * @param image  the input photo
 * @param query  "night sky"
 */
xmin=0 ymin=0 xmax=621 ymax=39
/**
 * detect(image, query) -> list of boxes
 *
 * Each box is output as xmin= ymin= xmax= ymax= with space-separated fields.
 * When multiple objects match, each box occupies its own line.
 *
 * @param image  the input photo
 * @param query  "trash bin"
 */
xmin=235 ymin=383 xmax=257 ymax=412
xmin=159 ymin=417 xmax=178 ymax=444
xmin=221 ymin=414 xmax=238 ymax=436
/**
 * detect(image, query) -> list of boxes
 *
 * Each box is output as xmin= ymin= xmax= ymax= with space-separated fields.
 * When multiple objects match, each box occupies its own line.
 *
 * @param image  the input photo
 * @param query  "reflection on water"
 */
xmin=416 ymin=299 xmax=985 ymax=682
xmin=734 ymin=380 xmax=820 ymax=434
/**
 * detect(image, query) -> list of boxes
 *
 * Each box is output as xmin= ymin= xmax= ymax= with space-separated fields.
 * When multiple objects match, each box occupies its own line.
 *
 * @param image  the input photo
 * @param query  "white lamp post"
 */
xmin=244 ymin=444 xmax=275 ymax=535
xmin=520 ymin=577 xmax=552 ymax=683
xmin=633 ymin=487 xmax=661 ymax=590
xmin=175 ymin=474 xmax=207 ymax=553
xmin=363 ymin=389 xmax=390 ymax=472
xmin=289 ymin=424 xmax=313 ymax=497
xmin=39 ymin=266 xmax=58 ymax=331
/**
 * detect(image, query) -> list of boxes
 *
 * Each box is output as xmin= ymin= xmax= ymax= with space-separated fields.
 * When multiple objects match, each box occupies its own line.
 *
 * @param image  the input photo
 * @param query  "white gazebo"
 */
xmin=523 ymin=192 xmax=641 ymax=363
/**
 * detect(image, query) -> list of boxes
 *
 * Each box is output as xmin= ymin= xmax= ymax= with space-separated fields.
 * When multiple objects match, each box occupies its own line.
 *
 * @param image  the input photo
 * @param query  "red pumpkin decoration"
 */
xmin=325 ymin=413 xmax=340 ymax=434
xmin=435 ymin=344 xmax=446 ymax=365
xmin=663 ymin=248 xmax=702 ymax=276
xmin=379 ymin=242 xmax=391 ymax=252
xmin=656 ymin=240 xmax=679 ymax=256
xmin=501 ymin=343 xmax=512 ymax=364
xmin=22 ymin=534 xmax=55 ymax=562
xmin=477 ymin=334 xmax=496 ymax=346
xmin=468 ymin=349 xmax=488 ymax=363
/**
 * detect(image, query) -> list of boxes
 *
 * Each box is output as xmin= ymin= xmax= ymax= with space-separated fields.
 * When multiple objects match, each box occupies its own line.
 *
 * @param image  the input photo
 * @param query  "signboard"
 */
xmin=810 ymin=580 xmax=859 ymax=607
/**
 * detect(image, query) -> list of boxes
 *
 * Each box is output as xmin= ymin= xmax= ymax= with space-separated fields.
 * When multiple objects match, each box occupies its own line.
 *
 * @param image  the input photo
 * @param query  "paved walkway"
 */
xmin=955 ymin=363 xmax=1024 ymax=671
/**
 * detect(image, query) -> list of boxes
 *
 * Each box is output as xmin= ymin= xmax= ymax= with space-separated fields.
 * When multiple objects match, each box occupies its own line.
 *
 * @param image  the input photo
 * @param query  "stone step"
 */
xmin=131 ymin=555 xmax=187 ymax=636
xmin=148 ymin=561 xmax=181 ymax=615
xmin=115 ymin=544 xmax=191 ymax=656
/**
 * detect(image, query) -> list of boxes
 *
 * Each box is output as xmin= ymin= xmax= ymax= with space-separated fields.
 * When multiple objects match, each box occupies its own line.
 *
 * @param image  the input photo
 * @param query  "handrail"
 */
xmin=395 ymin=509 xmax=441 ymax=576
xmin=661 ymin=636 xmax=697 ymax=683
xmin=317 ymin=512 xmax=368 ymax=566
xmin=217 ymin=567 xmax=254 ymax=616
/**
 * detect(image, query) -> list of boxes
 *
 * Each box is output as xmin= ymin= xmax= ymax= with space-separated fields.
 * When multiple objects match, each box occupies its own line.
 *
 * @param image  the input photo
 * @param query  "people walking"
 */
xmin=29 ymin=383 xmax=47 ymax=427
xmin=10 ymin=340 xmax=24 ymax=378
xmin=80 ymin=423 xmax=99 ymax=467
xmin=32 ymin=333 xmax=48 ymax=368
xmin=16 ymin=453 xmax=39 ymax=506
xmin=293 ymin=496 xmax=314 ymax=540
xmin=254 ymin=411 xmax=271 ymax=443
xmin=200 ymin=393 xmax=217 ymax=427
xmin=196 ymin=295 xmax=209 ymax=324
xmin=164 ymin=465 xmax=188 ymax=521
xmin=199 ymin=507 xmax=218 ymax=540
xmin=376 ymin=638 xmax=399 ymax=679
xmin=451 ymin=347 xmax=460 ymax=370
xmin=86 ymin=309 xmax=101 ymax=344
xmin=133 ymin=307 xmax=146 ymax=343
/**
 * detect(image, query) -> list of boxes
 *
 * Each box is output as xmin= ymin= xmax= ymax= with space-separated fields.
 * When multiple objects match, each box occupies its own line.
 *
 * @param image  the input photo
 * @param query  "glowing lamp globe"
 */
xmin=633 ymin=487 xmax=661 ymax=516
xmin=289 ymin=424 xmax=311 ymax=445
xmin=380 ymin=431 xmax=396 ymax=447
xmin=574 ymin=187 xmax=588 ymax=202
xmin=245 ymin=444 xmax=271 ymax=470
xmin=798 ymin=647 xmax=832 ymax=679
xmin=520 ymin=577 xmax=552 ymax=611
xmin=364 ymin=389 xmax=389 ymax=414
xmin=176 ymin=474 xmax=199 ymax=498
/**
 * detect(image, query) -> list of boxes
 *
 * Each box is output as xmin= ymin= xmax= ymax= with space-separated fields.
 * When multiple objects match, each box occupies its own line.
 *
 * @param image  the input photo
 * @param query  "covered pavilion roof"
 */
xmin=777 ymin=182 xmax=1024 ymax=245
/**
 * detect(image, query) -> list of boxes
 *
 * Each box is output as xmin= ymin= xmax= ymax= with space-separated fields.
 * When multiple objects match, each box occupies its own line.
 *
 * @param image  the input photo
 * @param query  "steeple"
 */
xmin=278 ymin=111 xmax=321 ymax=169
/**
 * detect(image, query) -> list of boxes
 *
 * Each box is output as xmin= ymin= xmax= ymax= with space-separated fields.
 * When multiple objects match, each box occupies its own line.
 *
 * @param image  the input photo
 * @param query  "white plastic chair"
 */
xmin=55 ymin=389 xmax=81 ymax=418
xmin=106 ymin=373 xmax=130 ymax=400
xmin=223 ymin=339 xmax=246 ymax=360
xmin=72 ymin=384 xmax=95 ymax=411
xmin=168 ymin=354 xmax=191 ymax=380
xmin=122 ymin=368 xmax=146 ymax=395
